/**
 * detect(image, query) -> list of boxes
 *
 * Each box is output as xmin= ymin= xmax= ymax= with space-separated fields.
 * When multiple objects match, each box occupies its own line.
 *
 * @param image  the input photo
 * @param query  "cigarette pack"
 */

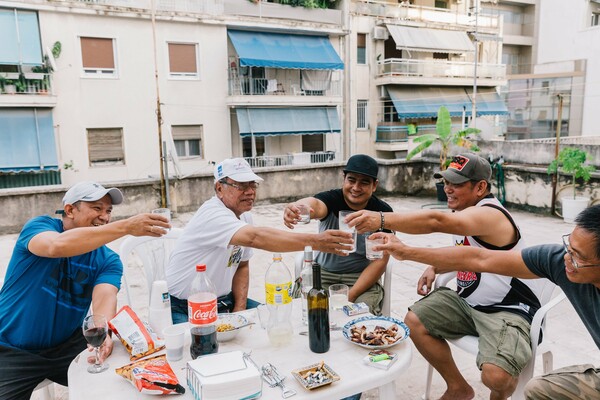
xmin=362 ymin=350 xmax=398 ymax=370
xmin=342 ymin=302 xmax=369 ymax=316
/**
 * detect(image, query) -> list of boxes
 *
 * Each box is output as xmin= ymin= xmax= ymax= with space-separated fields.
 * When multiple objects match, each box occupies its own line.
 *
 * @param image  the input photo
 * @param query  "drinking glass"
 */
xmin=338 ymin=211 xmax=357 ymax=253
xmin=328 ymin=283 xmax=349 ymax=329
xmin=152 ymin=208 xmax=171 ymax=230
xmin=365 ymin=236 xmax=384 ymax=260
xmin=297 ymin=204 xmax=310 ymax=224
xmin=82 ymin=314 xmax=109 ymax=373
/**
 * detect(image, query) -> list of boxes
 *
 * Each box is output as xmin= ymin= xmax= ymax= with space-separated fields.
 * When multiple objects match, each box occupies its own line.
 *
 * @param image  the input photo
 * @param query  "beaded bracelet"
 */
xmin=379 ymin=211 xmax=385 ymax=231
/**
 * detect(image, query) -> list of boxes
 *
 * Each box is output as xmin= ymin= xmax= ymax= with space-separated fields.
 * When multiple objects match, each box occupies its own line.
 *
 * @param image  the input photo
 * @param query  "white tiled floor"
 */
xmin=15 ymin=195 xmax=600 ymax=399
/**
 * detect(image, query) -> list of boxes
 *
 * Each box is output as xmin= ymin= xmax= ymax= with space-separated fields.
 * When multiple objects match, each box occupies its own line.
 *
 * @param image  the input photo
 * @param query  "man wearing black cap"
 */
xmin=284 ymin=154 xmax=393 ymax=315
xmin=0 ymin=181 xmax=170 ymax=399
xmin=346 ymin=153 xmax=545 ymax=400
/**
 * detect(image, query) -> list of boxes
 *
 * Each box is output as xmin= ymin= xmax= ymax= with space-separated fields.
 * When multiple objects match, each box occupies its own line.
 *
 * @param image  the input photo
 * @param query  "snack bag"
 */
xmin=108 ymin=305 xmax=165 ymax=360
xmin=116 ymin=354 xmax=185 ymax=395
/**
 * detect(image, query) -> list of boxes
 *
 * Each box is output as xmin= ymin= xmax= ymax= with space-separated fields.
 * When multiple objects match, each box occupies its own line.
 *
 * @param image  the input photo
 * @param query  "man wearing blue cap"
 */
xmin=284 ymin=154 xmax=393 ymax=315
xmin=0 ymin=181 xmax=170 ymax=400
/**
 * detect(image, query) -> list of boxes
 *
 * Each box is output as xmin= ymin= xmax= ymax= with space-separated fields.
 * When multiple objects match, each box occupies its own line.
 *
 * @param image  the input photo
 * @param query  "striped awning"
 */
xmin=236 ymin=107 xmax=340 ymax=137
xmin=386 ymin=25 xmax=474 ymax=54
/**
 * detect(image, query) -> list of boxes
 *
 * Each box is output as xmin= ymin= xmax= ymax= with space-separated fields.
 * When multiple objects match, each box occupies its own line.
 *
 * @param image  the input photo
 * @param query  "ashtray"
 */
xmin=291 ymin=361 xmax=340 ymax=390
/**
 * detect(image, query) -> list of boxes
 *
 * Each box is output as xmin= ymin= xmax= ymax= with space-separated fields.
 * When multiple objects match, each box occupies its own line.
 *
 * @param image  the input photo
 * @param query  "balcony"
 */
xmin=352 ymin=0 xmax=499 ymax=32
xmin=49 ymin=0 xmax=225 ymax=15
xmin=0 ymin=73 xmax=56 ymax=107
xmin=376 ymin=58 xmax=506 ymax=87
xmin=244 ymin=151 xmax=338 ymax=168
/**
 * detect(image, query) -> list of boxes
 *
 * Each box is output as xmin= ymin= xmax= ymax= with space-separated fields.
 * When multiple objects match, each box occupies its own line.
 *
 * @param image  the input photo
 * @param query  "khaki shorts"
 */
xmin=409 ymin=287 xmax=532 ymax=376
xmin=524 ymin=364 xmax=600 ymax=400
xmin=320 ymin=269 xmax=384 ymax=316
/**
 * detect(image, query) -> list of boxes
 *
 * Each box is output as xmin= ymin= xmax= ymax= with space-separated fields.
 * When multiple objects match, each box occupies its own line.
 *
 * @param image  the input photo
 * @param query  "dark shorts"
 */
xmin=0 ymin=329 xmax=87 ymax=400
xmin=170 ymin=292 xmax=261 ymax=324
xmin=409 ymin=287 xmax=532 ymax=376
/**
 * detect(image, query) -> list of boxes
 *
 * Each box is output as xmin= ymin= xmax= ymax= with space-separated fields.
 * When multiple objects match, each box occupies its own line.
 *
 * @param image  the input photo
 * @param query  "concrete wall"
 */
xmin=3 ymin=158 xmax=598 ymax=234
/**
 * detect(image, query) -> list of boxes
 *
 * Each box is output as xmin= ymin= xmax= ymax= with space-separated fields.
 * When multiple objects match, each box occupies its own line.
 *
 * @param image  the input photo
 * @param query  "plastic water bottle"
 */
xmin=300 ymin=246 xmax=313 ymax=325
xmin=265 ymin=253 xmax=293 ymax=346
xmin=148 ymin=280 xmax=172 ymax=339
xmin=188 ymin=264 xmax=219 ymax=359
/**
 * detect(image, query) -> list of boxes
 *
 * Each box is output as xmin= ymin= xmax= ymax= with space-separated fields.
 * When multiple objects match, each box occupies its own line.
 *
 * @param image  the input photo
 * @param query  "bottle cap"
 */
xmin=196 ymin=264 xmax=206 ymax=272
xmin=272 ymin=253 xmax=282 ymax=260
xmin=304 ymin=246 xmax=312 ymax=252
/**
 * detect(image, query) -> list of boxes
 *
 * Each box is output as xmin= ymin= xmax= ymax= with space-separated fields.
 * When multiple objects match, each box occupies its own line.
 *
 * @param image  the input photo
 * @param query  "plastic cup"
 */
xmin=297 ymin=204 xmax=310 ymax=224
xmin=366 ymin=237 xmax=384 ymax=260
xmin=256 ymin=304 xmax=269 ymax=329
xmin=163 ymin=324 xmax=186 ymax=362
xmin=338 ymin=211 xmax=357 ymax=253
xmin=152 ymin=208 xmax=171 ymax=222
xmin=328 ymin=284 xmax=349 ymax=311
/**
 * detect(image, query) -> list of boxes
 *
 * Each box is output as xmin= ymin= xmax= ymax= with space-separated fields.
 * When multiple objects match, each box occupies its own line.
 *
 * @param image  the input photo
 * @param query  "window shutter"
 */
xmin=168 ymin=43 xmax=197 ymax=74
xmin=87 ymin=128 xmax=124 ymax=164
xmin=81 ymin=37 xmax=115 ymax=69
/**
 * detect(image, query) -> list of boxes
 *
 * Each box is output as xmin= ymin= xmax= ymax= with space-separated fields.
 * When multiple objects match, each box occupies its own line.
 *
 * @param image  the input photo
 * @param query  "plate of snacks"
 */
xmin=216 ymin=314 xmax=248 ymax=342
xmin=291 ymin=361 xmax=340 ymax=390
xmin=342 ymin=316 xmax=410 ymax=349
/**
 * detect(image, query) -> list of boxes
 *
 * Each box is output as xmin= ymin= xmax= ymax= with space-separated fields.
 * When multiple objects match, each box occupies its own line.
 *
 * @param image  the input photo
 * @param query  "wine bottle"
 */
xmin=307 ymin=262 xmax=330 ymax=353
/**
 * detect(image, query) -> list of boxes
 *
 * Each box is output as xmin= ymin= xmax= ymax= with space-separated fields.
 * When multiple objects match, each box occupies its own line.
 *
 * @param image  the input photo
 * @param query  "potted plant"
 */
xmin=547 ymin=147 xmax=596 ymax=223
xmin=406 ymin=105 xmax=481 ymax=201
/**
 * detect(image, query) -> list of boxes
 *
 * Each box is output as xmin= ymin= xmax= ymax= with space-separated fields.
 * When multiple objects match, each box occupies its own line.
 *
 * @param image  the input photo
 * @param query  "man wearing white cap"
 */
xmin=0 ymin=181 xmax=170 ymax=400
xmin=167 ymin=158 xmax=352 ymax=323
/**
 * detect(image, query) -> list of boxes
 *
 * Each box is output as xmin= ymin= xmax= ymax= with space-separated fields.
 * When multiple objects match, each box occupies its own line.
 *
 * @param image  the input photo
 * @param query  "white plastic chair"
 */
xmin=290 ymin=84 xmax=305 ymax=96
xmin=294 ymin=253 xmax=393 ymax=316
xmin=32 ymin=379 xmax=55 ymax=400
xmin=118 ymin=228 xmax=183 ymax=306
xmin=423 ymin=272 xmax=568 ymax=400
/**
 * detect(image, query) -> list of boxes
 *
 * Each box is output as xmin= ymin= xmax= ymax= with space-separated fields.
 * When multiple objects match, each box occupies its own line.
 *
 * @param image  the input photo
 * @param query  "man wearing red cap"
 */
xmin=0 ymin=181 xmax=170 ymax=400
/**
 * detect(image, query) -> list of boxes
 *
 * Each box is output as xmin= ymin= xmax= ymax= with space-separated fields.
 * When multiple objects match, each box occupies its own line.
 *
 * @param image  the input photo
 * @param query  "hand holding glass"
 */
xmin=82 ymin=314 xmax=109 ymax=373
xmin=297 ymin=204 xmax=311 ymax=224
xmin=366 ymin=237 xmax=384 ymax=260
xmin=338 ymin=211 xmax=357 ymax=253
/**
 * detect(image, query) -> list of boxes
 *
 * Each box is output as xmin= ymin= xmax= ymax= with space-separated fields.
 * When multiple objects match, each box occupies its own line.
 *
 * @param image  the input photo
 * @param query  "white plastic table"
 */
xmin=68 ymin=300 xmax=412 ymax=399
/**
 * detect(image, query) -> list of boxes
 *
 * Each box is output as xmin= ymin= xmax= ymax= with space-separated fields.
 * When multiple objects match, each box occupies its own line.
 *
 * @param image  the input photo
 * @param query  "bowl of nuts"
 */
xmin=291 ymin=361 xmax=340 ymax=390
xmin=215 ymin=314 xmax=248 ymax=342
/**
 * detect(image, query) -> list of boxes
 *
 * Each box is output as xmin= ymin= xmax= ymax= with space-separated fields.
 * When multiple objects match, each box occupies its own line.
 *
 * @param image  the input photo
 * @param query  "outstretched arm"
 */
xmin=283 ymin=197 xmax=327 ymax=229
xmin=370 ymin=232 xmax=539 ymax=279
xmin=29 ymin=213 xmax=171 ymax=258
xmin=230 ymin=225 xmax=353 ymax=256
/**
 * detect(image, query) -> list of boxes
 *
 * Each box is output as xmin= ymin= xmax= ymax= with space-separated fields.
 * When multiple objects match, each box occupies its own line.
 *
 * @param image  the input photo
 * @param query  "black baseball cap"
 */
xmin=433 ymin=153 xmax=491 ymax=184
xmin=343 ymin=154 xmax=378 ymax=180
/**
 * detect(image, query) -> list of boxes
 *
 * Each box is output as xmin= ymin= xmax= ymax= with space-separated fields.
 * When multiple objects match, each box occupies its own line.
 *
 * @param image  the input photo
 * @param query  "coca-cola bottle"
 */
xmin=188 ymin=264 xmax=219 ymax=359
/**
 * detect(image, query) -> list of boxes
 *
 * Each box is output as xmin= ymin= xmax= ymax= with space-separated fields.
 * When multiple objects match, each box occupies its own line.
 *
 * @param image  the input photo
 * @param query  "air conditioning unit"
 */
xmin=372 ymin=27 xmax=389 ymax=41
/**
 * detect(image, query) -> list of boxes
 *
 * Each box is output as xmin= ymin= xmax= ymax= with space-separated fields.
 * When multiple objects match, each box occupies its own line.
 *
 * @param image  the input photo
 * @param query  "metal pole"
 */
xmin=550 ymin=94 xmax=564 ymax=216
xmin=471 ymin=0 xmax=479 ymax=127
xmin=151 ymin=0 xmax=167 ymax=207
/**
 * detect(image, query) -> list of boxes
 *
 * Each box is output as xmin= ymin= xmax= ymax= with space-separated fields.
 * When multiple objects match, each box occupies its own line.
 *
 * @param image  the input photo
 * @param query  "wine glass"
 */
xmin=82 ymin=314 xmax=109 ymax=373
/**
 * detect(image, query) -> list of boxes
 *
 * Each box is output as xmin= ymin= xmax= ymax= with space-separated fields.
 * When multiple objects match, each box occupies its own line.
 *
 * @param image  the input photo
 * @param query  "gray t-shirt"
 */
xmin=522 ymin=244 xmax=600 ymax=349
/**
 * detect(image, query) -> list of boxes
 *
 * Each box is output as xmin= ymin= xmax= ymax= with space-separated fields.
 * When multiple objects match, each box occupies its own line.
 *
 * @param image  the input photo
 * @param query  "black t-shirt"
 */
xmin=313 ymin=189 xmax=392 ymax=274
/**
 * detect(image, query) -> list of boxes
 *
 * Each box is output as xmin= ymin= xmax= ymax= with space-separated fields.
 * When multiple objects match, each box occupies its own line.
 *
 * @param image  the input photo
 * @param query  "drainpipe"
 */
xmin=550 ymin=94 xmax=564 ymax=216
xmin=343 ymin=0 xmax=352 ymax=159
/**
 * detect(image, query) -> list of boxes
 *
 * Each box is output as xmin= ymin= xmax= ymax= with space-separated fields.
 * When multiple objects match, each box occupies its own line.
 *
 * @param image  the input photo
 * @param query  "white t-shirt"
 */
xmin=166 ymin=196 xmax=253 ymax=299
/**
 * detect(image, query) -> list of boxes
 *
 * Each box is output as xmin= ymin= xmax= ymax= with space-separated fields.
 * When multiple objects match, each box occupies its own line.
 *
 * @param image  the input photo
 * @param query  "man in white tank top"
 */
xmin=347 ymin=153 xmax=545 ymax=400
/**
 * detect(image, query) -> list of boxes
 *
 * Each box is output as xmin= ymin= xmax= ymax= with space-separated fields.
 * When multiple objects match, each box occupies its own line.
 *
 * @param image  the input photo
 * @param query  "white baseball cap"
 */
xmin=62 ymin=181 xmax=124 ymax=206
xmin=214 ymin=158 xmax=263 ymax=183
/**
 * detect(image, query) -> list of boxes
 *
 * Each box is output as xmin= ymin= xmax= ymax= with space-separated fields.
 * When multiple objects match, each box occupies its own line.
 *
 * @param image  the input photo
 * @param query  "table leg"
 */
xmin=378 ymin=381 xmax=396 ymax=399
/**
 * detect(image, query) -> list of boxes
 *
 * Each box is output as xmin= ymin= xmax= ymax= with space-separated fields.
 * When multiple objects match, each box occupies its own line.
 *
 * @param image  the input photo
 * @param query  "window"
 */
xmin=433 ymin=53 xmax=449 ymax=60
xmin=172 ymin=125 xmax=203 ymax=158
xmin=302 ymin=134 xmax=324 ymax=153
xmin=87 ymin=128 xmax=124 ymax=165
xmin=434 ymin=0 xmax=448 ymax=9
xmin=357 ymin=33 xmax=366 ymax=65
xmin=357 ymin=100 xmax=368 ymax=129
xmin=168 ymin=43 xmax=198 ymax=78
xmin=242 ymin=136 xmax=265 ymax=158
xmin=592 ymin=12 xmax=600 ymax=26
xmin=80 ymin=37 xmax=116 ymax=76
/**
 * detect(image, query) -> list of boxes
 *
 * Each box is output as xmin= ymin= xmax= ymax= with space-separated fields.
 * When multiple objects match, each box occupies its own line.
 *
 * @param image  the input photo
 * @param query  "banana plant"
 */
xmin=547 ymin=147 xmax=596 ymax=199
xmin=406 ymin=106 xmax=481 ymax=171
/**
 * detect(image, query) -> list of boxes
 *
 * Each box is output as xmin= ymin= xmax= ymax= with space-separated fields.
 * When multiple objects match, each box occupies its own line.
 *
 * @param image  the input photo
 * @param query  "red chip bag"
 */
xmin=116 ymin=354 xmax=185 ymax=395
xmin=108 ymin=305 xmax=165 ymax=360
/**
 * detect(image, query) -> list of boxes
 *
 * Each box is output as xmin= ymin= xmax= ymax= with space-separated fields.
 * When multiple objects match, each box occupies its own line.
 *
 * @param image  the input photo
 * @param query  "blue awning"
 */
xmin=236 ymin=107 xmax=341 ymax=137
xmin=387 ymin=86 xmax=473 ymax=119
xmin=0 ymin=9 xmax=43 ymax=65
xmin=0 ymin=109 xmax=58 ymax=172
xmin=466 ymin=88 xmax=509 ymax=116
xmin=228 ymin=30 xmax=344 ymax=70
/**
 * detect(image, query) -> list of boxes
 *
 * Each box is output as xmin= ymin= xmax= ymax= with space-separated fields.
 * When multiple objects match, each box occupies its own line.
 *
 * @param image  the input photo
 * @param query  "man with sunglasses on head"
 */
xmin=166 ymin=158 xmax=353 ymax=324
xmin=372 ymin=204 xmax=600 ymax=400
xmin=283 ymin=154 xmax=393 ymax=316
xmin=346 ymin=153 xmax=545 ymax=400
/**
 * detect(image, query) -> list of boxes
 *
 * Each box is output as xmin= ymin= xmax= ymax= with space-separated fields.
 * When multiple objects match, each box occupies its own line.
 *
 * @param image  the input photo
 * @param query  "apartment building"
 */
xmin=0 ymin=0 xmax=346 ymax=189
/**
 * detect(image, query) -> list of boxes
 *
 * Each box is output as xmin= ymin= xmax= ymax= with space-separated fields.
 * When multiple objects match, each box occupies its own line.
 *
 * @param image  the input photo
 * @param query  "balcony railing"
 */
xmin=377 ymin=59 xmax=506 ymax=81
xmin=51 ymin=0 xmax=224 ymax=15
xmin=352 ymin=0 xmax=499 ymax=30
xmin=0 ymin=73 xmax=53 ymax=96
xmin=244 ymin=151 xmax=337 ymax=168
xmin=229 ymin=77 xmax=342 ymax=97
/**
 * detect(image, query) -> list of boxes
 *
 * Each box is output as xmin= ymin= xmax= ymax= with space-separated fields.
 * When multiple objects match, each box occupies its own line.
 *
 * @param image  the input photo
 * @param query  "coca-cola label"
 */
xmin=188 ymin=298 xmax=217 ymax=324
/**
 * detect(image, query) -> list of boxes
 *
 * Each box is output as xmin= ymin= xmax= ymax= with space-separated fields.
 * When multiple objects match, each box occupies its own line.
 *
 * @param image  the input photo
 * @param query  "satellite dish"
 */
xmin=469 ymin=117 xmax=494 ymax=140
xmin=45 ymin=47 xmax=57 ymax=71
